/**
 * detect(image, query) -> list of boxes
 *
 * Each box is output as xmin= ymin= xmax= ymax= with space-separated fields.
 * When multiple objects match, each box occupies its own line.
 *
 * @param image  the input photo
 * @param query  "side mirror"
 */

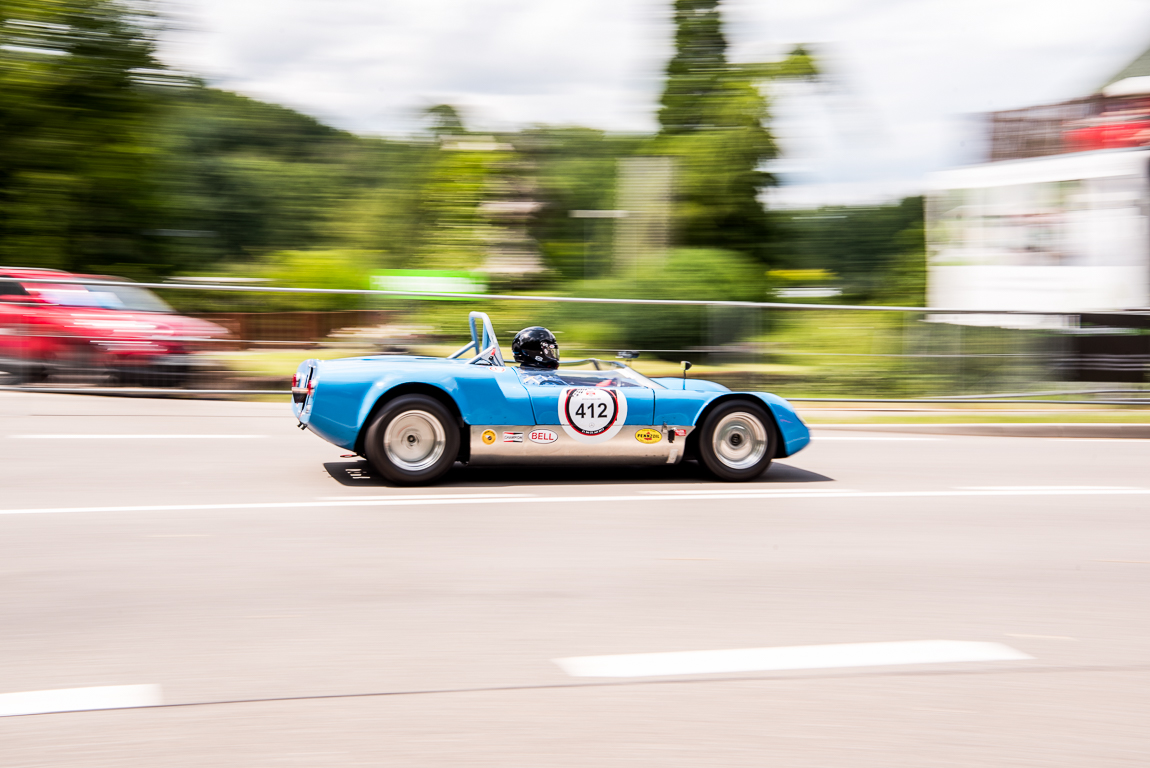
xmin=681 ymin=360 xmax=692 ymax=389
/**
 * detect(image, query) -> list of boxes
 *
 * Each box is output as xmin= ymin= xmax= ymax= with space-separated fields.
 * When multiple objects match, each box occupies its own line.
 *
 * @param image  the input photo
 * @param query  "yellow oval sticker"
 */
xmin=634 ymin=428 xmax=662 ymax=444
xmin=481 ymin=429 xmax=497 ymax=445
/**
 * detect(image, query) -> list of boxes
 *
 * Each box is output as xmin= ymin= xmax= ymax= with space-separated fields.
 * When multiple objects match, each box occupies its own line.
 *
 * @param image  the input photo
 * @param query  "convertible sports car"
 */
xmin=292 ymin=312 xmax=810 ymax=485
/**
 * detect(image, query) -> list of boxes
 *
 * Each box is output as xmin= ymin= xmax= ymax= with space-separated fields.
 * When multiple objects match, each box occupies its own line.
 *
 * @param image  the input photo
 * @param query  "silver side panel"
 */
xmin=468 ymin=425 xmax=694 ymax=465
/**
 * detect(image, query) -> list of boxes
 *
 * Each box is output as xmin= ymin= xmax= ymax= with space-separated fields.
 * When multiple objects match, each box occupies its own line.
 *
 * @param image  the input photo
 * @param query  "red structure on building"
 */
xmin=986 ymin=49 xmax=1150 ymax=161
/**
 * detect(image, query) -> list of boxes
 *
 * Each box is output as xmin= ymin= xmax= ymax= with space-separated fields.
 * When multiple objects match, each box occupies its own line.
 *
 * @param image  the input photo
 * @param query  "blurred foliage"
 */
xmin=154 ymin=88 xmax=366 ymax=266
xmin=415 ymin=140 xmax=504 ymax=271
xmin=520 ymin=127 xmax=642 ymax=280
xmin=403 ymin=248 xmax=768 ymax=357
xmin=760 ymin=310 xmax=1059 ymax=398
xmin=779 ymin=197 xmax=926 ymax=304
xmin=0 ymin=0 xmax=173 ymax=273
xmin=166 ymin=249 xmax=389 ymax=313
xmin=555 ymin=247 xmax=767 ymax=353
xmin=0 ymin=0 xmax=927 ymax=357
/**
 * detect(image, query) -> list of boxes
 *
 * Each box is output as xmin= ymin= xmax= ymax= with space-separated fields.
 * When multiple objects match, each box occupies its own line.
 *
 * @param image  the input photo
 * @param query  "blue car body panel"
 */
xmin=302 ymin=357 xmax=534 ymax=450
xmin=649 ymin=377 xmax=731 ymax=393
xmin=756 ymin=392 xmax=811 ymax=458
xmin=522 ymin=382 xmax=655 ymax=426
xmin=297 ymin=354 xmax=810 ymax=459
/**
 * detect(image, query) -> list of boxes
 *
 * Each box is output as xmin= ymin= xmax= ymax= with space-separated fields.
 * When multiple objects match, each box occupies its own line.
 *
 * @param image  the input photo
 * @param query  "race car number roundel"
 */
xmin=558 ymin=387 xmax=628 ymax=444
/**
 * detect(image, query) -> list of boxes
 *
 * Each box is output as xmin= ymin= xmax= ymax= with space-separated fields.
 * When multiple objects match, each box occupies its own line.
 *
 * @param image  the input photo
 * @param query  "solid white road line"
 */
xmin=0 ymin=685 xmax=161 ymax=717
xmin=10 ymin=434 xmax=266 ymax=439
xmin=2 ymin=487 xmax=1150 ymax=516
xmin=555 ymin=640 xmax=1032 ymax=678
xmin=811 ymin=436 xmax=943 ymax=441
xmin=315 ymin=493 xmax=533 ymax=501
xmin=1042 ymin=438 xmax=1150 ymax=442
xmin=644 ymin=488 xmax=857 ymax=495
xmin=959 ymin=485 xmax=1141 ymax=491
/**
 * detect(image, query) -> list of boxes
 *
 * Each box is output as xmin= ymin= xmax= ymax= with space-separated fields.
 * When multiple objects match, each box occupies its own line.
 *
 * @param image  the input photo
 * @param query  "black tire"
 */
xmin=363 ymin=394 xmax=460 ymax=486
xmin=697 ymin=400 xmax=776 ymax=481
xmin=0 ymin=357 xmax=34 ymax=385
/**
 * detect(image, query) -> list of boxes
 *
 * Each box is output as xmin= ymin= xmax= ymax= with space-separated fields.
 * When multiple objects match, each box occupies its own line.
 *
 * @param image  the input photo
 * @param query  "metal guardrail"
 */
xmin=14 ymin=277 xmax=1150 ymax=317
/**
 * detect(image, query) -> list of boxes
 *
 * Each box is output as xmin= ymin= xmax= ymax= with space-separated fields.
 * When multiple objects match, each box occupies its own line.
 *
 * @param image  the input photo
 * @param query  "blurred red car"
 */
xmin=0 ymin=267 xmax=228 ymax=386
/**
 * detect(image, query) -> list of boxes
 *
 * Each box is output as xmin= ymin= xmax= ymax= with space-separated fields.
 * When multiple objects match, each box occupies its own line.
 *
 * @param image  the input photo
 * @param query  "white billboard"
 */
xmin=926 ymin=148 xmax=1150 ymax=325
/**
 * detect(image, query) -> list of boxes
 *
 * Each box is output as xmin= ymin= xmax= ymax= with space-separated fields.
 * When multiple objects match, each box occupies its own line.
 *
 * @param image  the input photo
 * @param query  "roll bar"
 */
xmin=448 ymin=311 xmax=505 ymax=366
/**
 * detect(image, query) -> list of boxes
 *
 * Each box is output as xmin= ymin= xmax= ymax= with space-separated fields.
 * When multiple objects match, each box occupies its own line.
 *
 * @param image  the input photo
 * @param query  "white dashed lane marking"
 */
xmin=959 ymin=486 xmax=1141 ymax=491
xmin=10 ymin=434 xmax=267 ymax=439
xmin=1 ymin=486 xmax=1149 ymax=516
xmin=0 ymin=685 xmax=161 ymax=717
xmin=555 ymin=640 xmax=1033 ymax=678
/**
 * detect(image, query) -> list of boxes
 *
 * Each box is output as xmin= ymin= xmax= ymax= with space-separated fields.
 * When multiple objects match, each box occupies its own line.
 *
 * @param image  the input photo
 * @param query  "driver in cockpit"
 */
xmin=513 ymin=326 xmax=566 ymax=386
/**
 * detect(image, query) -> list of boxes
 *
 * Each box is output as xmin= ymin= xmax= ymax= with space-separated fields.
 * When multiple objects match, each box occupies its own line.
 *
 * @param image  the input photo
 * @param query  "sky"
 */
xmin=159 ymin=0 xmax=1150 ymax=206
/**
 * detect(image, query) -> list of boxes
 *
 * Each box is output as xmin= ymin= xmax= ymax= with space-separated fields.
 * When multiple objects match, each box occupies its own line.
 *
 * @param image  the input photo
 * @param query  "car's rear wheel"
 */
xmin=363 ymin=394 xmax=460 ymax=485
xmin=697 ymin=400 xmax=776 ymax=481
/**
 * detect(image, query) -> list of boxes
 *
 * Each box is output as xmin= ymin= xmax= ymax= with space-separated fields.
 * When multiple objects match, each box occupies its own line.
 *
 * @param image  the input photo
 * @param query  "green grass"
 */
xmin=213 ymin=348 xmax=376 ymax=379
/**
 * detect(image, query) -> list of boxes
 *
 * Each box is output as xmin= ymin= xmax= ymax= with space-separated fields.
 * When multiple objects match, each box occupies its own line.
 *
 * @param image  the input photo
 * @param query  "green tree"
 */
xmin=423 ymin=104 xmax=466 ymax=137
xmin=0 ymin=0 xmax=178 ymax=274
xmin=658 ymin=0 xmax=729 ymax=135
xmin=655 ymin=1 xmax=815 ymax=263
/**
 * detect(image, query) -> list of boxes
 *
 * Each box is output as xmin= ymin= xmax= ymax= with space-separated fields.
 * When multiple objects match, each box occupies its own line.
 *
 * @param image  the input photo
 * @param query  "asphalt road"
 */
xmin=1 ymin=391 xmax=1149 ymax=767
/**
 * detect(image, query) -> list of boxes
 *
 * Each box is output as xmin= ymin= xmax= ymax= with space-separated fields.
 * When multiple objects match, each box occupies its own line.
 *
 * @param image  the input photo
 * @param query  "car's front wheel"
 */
xmin=363 ymin=394 xmax=460 ymax=485
xmin=697 ymin=400 xmax=776 ymax=481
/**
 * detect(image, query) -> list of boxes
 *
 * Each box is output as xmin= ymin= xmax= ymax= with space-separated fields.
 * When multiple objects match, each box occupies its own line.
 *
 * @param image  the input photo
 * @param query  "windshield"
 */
xmin=30 ymin=281 xmax=174 ymax=312
xmin=516 ymin=365 xmax=665 ymax=389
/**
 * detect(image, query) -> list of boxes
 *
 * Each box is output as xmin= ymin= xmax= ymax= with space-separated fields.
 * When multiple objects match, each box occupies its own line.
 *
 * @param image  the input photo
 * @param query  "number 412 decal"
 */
xmin=558 ymin=387 xmax=628 ymax=444
xmin=574 ymin=401 xmax=609 ymax=419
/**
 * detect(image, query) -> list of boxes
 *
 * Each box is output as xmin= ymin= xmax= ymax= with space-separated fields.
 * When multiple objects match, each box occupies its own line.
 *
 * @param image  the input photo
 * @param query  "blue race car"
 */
xmin=292 ymin=312 xmax=810 ymax=485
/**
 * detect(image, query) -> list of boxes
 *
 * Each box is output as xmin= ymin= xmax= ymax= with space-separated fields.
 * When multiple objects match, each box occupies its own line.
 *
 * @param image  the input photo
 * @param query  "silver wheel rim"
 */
xmin=712 ymin=411 xmax=768 ymax=470
xmin=383 ymin=410 xmax=447 ymax=472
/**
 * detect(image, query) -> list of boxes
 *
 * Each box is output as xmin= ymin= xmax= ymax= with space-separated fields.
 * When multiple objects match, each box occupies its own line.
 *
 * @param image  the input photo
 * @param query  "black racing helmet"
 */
xmin=512 ymin=326 xmax=559 ymax=369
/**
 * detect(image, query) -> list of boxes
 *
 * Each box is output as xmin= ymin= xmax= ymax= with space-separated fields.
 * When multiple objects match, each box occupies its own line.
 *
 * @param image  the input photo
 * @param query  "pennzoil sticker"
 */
xmin=502 ymin=431 xmax=523 ymax=443
xmin=634 ymin=428 xmax=662 ymax=444
xmin=558 ymin=387 xmax=627 ymax=445
xmin=481 ymin=429 xmax=497 ymax=445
